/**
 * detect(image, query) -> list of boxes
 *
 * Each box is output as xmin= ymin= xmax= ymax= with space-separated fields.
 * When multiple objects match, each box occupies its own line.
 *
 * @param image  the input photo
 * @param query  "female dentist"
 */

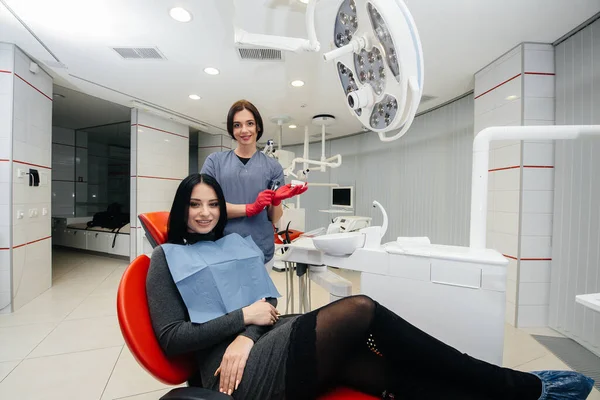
xmin=201 ymin=99 xmax=306 ymax=269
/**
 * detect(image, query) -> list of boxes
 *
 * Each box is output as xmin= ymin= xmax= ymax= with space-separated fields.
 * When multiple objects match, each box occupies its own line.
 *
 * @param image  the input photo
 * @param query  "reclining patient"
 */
xmin=147 ymin=173 xmax=594 ymax=400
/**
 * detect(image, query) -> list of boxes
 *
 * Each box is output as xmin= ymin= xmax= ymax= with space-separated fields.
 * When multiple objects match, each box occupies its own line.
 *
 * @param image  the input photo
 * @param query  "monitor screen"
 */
xmin=332 ymin=187 xmax=353 ymax=208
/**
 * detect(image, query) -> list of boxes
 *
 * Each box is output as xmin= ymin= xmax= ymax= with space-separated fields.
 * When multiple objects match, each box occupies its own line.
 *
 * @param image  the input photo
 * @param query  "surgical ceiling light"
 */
xmin=291 ymin=80 xmax=305 ymax=87
xmin=169 ymin=7 xmax=192 ymax=23
xmin=189 ymin=94 xmax=201 ymax=100
xmin=204 ymin=67 xmax=220 ymax=75
xmin=234 ymin=0 xmax=423 ymax=142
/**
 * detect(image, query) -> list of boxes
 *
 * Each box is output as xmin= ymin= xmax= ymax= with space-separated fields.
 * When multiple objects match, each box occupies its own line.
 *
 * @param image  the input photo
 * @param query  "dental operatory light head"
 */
xmin=234 ymin=0 xmax=423 ymax=142
xmin=327 ymin=0 xmax=424 ymax=142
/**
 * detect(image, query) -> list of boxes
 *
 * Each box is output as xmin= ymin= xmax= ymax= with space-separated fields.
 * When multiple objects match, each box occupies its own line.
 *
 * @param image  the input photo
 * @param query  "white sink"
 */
xmin=312 ymin=232 xmax=365 ymax=256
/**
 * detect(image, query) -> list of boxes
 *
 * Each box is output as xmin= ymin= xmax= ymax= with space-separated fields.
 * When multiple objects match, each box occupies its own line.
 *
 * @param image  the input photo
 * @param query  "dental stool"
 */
xmin=115 ymin=212 xmax=378 ymax=400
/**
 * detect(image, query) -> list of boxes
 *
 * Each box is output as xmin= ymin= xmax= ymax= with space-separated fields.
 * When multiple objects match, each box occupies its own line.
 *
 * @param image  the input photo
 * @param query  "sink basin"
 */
xmin=312 ymin=232 xmax=366 ymax=256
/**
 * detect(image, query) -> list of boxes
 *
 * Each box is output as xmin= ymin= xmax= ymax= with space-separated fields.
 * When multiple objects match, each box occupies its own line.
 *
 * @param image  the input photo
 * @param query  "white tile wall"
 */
xmin=492 ymin=143 xmax=521 ymax=169
xmin=474 ymin=46 xmax=522 ymax=98
xmin=522 ymin=190 xmax=554 ymax=214
xmin=475 ymin=43 xmax=556 ymax=328
xmin=494 ymin=211 xmax=520 ymax=235
xmin=521 ymin=213 xmax=553 ymax=237
xmin=2 ymin=45 xmax=53 ymax=312
xmin=494 ymin=168 xmax=521 ymax=191
xmin=519 ymin=260 xmax=552 ymax=283
xmin=517 ymin=305 xmax=549 ymax=327
xmin=521 ymin=236 xmax=552 ymax=259
xmin=130 ymin=110 xmax=189 ymax=259
xmin=519 ymin=282 xmax=551 ymax=305
xmin=494 ymin=190 xmax=520 ymax=213
xmin=522 ymin=142 xmax=554 ymax=165
xmin=523 ymin=75 xmax=555 ymax=98
xmin=523 ymin=97 xmax=555 ymax=122
xmin=522 ymin=168 xmax=554 ymax=191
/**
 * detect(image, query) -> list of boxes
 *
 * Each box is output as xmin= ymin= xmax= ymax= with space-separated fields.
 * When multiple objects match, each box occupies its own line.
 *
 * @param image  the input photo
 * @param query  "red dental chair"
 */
xmin=117 ymin=212 xmax=378 ymax=400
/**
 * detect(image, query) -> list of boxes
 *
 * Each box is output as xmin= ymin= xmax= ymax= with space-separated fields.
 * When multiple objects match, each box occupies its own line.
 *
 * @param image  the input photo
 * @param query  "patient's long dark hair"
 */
xmin=167 ymin=173 xmax=227 ymax=244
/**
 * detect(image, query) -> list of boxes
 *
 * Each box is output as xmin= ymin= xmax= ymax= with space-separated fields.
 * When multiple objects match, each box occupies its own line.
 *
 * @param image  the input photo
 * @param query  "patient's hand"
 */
xmin=215 ymin=335 xmax=254 ymax=395
xmin=242 ymin=298 xmax=279 ymax=326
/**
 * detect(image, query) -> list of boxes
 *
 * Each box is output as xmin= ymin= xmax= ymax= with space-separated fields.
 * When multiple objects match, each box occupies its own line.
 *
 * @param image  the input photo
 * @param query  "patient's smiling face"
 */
xmin=187 ymin=183 xmax=220 ymax=234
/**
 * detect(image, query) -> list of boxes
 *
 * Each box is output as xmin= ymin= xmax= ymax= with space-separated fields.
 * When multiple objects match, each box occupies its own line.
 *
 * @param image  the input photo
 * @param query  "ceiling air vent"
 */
xmin=112 ymin=47 xmax=166 ymax=60
xmin=237 ymin=47 xmax=283 ymax=61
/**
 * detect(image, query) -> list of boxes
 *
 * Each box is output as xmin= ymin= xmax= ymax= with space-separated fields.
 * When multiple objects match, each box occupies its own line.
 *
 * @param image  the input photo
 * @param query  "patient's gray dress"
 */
xmin=147 ymin=245 xmax=299 ymax=400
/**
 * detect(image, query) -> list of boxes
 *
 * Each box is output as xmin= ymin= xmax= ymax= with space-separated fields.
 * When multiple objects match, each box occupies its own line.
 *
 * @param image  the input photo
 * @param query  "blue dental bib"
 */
xmin=162 ymin=233 xmax=281 ymax=324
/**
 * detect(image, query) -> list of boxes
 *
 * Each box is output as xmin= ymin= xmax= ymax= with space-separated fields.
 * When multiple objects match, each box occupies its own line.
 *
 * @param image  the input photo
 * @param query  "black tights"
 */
xmin=285 ymin=295 xmax=542 ymax=400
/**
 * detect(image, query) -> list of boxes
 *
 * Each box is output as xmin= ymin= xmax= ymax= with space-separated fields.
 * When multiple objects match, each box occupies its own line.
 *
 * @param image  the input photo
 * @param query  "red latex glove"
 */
xmin=272 ymin=183 xmax=308 ymax=206
xmin=246 ymin=190 xmax=275 ymax=217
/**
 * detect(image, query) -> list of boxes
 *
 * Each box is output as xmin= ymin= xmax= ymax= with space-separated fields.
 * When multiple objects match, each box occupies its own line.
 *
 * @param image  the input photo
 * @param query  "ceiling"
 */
xmin=1 ymin=0 xmax=599 ymax=145
xmin=52 ymin=85 xmax=131 ymax=130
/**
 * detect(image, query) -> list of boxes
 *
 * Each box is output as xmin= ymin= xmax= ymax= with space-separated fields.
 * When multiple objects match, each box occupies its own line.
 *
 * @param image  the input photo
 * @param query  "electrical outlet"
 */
xmin=17 ymin=169 xmax=26 ymax=178
xmin=42 ymin=208 xmax=48 ymax=216
xmin=17 ymin=210 xmax=24 ymax=219
xmin=29 ymin=209 xmax=35 ymax=218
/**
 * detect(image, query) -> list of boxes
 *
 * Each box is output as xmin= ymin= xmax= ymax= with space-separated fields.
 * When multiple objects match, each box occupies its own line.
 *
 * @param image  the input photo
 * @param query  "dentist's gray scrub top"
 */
xmin=201 ymin=150 xmax=284 ymax=262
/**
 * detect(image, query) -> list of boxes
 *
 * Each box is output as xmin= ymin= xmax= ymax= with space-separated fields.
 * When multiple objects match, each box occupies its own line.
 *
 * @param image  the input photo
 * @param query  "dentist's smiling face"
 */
xmin=187 ymin=183 xmax=220 ymax=234
xmin=232 ymin=108 xmax=258 ymax=145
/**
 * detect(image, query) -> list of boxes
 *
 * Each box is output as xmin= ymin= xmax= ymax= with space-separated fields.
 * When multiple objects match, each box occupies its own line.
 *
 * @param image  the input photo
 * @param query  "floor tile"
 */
xmin=0 ymin=322 xmax=57 ymax=362
xmin=0 ymin=346 xmax=121 ymax=400
xmin=66 ymin=293 xmax=117 ymax=320
xmin=100 ymin=346 xmax=175 ymax=400
xmin=0 ymin=361 xmax=19 ymax=382
xmin=28 ymin=316 xmax=124 ymax=358
xmin=113 ymin=388 xmax=173 ymax=400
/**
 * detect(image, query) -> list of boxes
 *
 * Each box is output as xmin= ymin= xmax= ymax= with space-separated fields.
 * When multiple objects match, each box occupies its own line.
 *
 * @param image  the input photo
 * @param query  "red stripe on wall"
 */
xmin=524 ymin=72 xmax=555 ymax=76
xmin=489 ymin=165 xmax=554 ymax=172
xmin=474 ymin=73 xmax=521 ymax=100
xmin=0 ymin=70 xmax=11 ymax=74
xmin=14 ymin=160 xmax=51 ymax=170
xmin=132 ymin=124 xmax=188 ymax=139
xmin=522 ymin=258 xmax=552 ymax=261
xmin=0 ymin=159 xmax=9 ymax=162
xmin=14 ymin=73 xmax=52 ymax=102
xmin=503 ymin=254 xmax=518 ymax=260
xmin=13 ymin=236 xmax=51 ymax=249
xmin=133 ymin=175 xmax=182 ymax=181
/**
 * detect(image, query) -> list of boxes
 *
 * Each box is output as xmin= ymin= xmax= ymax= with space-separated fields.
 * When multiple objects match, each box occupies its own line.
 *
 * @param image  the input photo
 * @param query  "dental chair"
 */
xmin=116 ymin=212 xmax=378 ymax=400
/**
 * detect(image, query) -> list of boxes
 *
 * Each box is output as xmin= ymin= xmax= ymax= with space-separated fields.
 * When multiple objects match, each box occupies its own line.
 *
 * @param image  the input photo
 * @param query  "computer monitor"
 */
xmin=331 ymin=186 xmax=353 ymax=209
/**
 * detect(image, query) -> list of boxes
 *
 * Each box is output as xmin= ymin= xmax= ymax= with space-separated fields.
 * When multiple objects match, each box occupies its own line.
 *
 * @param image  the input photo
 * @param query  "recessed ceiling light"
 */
xmin=169 ymin=7 xmax=192 ymax=22
xmin=505 ymin=95 xmax=518 ymax=101
xmin=289 ymin=125 xmax=297 ymax=129
xmin=291 ymin=80 xmax=305 ymax=87
xmin=189 ymin=94 xmax=201 ymax=100
xmin=204 ymin=67 xmax=220 ymax=75
xmin=299 ymin=0 xmax=309 ymax=3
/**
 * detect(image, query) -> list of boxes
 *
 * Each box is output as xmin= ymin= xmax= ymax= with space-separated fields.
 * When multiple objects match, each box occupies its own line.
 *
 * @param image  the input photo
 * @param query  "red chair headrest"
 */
xmin=117 ymin=254 xmax=196 ymax=384
xmin=139 ymin=212 xmax=170 ymax=247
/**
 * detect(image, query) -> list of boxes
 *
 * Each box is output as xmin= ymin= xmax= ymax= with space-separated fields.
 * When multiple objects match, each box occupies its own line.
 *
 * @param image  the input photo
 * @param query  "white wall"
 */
xmin=197 ymin=132 xmax=233 ymax=171
xmin=130 ymin=109 xmax=189 ymax=260
xmin=286 ymin=94 xmax=475 ymax=247
xmin=474 ymin=43 xmax=556 ymax=327
xmin=550 ymin=19 xmax=600 ymax=356
xmin=0 ymin=43 xmax=53 ymax=313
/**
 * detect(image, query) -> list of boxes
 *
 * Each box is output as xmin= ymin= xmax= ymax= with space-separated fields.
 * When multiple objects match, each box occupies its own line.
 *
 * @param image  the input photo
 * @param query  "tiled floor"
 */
xmin=0 ymin=247 xmax=598 ymax=400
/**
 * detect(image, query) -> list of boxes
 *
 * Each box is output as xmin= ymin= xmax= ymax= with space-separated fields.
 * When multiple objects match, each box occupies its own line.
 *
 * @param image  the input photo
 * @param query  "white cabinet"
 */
xmin=64 ymin=229 xmax=86 ymax=249
xmin=109 ymin=234 xmax=129 ymax=257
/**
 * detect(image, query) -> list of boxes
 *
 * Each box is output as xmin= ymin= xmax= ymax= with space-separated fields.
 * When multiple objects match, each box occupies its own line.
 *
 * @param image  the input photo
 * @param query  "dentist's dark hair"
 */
xmin=167 ymin=173 xmax=227 ymax=244
xmin=227 ymin=99 xmax=264 ymax=141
